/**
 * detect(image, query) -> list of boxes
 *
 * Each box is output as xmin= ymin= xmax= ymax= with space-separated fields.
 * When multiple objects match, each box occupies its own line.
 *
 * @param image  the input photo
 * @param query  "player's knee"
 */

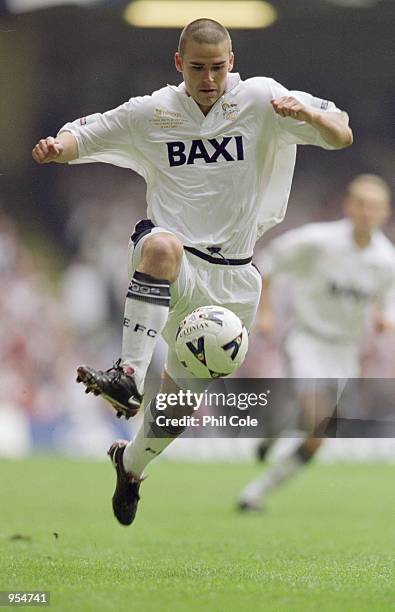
xmin=140 ymin=234 xmax=183 ymax=282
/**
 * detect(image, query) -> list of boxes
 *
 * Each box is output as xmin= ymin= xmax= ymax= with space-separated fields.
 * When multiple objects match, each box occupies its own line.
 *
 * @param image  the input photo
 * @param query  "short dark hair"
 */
xmin=178 ymin=19 xmax=232 ymax=56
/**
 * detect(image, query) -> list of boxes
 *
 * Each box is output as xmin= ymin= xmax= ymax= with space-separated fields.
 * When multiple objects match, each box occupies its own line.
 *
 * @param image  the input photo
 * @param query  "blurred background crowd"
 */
xmin=0 ymin=0 xmax=394 ymax=458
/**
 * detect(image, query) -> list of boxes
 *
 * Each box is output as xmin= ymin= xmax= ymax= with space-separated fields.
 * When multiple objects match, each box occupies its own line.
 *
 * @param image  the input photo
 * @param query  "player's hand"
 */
xmin=374 ymin=314 xmax=395 ymax=334
xmin=32 ymin=137 xmax=64 ymax=164
xmin=271 ymin=97 xmax=316 ymax=123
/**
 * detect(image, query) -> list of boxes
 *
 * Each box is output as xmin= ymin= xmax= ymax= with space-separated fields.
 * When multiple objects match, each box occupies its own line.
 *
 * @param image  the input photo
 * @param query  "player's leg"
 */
xmin=256 ymin=439 xmax=273 ymax=462
xmin=106 ymin=259 xmax=262 ymax=526
xmin=238 ymin=382 xmax=337 ymax=511
xmin=238 ymin=436 xmax=323 ymax=511
xmin=121 ymin=229 xmax=182 ymax=392
xmin=255 ymin=399 xmax=299 ymax=463
xmin=106 ymin=257 xmax=263 ymax=524
xmin=77 ymin=220 xmax=184 ymax=417
xmin=254 ymin=380 xmax=296 ymax=462
xmin=238 ymin=331 xmax=348 ymax=511
xmin=108 ymin=368 xmax=199 ymax=526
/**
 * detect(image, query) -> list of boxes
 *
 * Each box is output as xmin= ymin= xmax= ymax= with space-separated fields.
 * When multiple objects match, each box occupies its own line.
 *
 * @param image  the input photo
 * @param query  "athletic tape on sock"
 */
xmin=147 ymin=397 xmax=187 ymax=438
xmin=127 ymin=271 xmax=170 ymax=307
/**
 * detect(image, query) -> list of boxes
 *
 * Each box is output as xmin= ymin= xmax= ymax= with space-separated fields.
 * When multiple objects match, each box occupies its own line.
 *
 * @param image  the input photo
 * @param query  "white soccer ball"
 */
xmin=175 ymin=305 xmax=248 ymax=378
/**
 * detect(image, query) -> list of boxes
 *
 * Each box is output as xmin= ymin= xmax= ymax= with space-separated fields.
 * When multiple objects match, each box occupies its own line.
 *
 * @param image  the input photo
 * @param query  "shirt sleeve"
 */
xmin=257 ymin=224 xmax=321 ymax=278
xmin=58 ymin=98 xmax=148 ymax=176
xmin=269 ymin=79 xmax=344 ymax=150
xmin=377 ymin=267 xmax=395 ymax=325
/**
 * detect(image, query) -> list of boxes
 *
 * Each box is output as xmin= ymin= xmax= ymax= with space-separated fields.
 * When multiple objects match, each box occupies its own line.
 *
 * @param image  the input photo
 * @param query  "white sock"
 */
xmin=122 ymin=398 xmax=185 ymax=478
xmin=239 ymin=447 xmax=307 ymax=507
xmin=122 ymin=271 xmax=170 ymax=394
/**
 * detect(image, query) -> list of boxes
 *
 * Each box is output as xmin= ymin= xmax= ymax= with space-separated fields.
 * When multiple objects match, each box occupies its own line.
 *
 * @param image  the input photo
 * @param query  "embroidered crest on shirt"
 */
xmin=150 ymin=107 xmax=187 ymax=129
xmin=222 ymin=102 xmax=240 ymax=121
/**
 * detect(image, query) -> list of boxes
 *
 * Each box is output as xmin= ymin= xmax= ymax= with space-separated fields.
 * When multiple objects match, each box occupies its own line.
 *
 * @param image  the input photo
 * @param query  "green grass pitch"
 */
xmin=1 ymin=457 xmax=394 ymax=611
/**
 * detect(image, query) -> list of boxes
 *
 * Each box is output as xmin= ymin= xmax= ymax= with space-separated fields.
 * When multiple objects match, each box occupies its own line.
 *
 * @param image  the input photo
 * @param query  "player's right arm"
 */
xmin=32 ymin=132 xmax=78 ymax=164
xmin=32 ymin=99 xmax=145 ymax=170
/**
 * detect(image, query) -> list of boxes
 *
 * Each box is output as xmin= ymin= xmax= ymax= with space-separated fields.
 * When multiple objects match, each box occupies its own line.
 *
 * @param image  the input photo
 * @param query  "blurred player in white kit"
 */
xmin=32 ymin=19 xmax=352 ymax=526
xmin=238 ymin=174 xmax=395 ymax=511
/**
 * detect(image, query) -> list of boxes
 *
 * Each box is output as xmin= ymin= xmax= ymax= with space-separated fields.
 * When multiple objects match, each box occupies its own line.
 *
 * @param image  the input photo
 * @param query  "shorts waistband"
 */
xmin=131 ymin=219 xmax=253 ymax=266
xmin=184 ymin=246 xmax=253 ymax=266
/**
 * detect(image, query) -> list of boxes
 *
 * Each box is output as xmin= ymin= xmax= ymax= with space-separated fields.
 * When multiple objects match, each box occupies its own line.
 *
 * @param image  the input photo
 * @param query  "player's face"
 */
xmin=175 ymin=39 xmax=234 ymax=115
xmin=344 ymin=183 xmax=391 ymax=233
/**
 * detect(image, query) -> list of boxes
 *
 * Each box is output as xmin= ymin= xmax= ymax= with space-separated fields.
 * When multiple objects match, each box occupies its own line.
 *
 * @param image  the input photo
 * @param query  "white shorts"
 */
xmin=283 ymin=327 xmax=359 ymax=379
xmin=128 ymin=224 xmax=262 ymax=383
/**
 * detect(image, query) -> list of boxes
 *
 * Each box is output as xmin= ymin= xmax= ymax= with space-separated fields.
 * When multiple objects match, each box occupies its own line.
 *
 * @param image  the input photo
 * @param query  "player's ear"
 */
xmin=228 ymin=52 xmax=235 ymax=72
xmin=174 ymin=52 xmax=183 ymax=73
xmin=381 ymin=201 xmax=391 ymax=223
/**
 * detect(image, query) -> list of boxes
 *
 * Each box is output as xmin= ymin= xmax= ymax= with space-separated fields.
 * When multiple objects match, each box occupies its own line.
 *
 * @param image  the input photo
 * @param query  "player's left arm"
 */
xmin=374 ymin=275 xmax=395 ymax=334
xmin=373 ymin=312 xmax=395 ymax=334
xmin=271 ymin=97 xmax=353 ymax=149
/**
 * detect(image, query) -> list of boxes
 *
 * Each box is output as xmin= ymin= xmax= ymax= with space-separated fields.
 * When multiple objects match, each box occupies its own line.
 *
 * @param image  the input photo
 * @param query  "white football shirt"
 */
xmin=258 ymin=219 xmax=395 ymax=342
xmin=59 ymin=73 xmax=342 ymax=257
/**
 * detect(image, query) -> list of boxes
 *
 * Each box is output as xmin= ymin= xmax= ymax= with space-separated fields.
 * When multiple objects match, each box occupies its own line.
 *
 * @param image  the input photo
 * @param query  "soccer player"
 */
xmin=32 ymin=19 xmax=352 ymax=526
xmin=238 ymin=174 xmax=395 ymax=511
